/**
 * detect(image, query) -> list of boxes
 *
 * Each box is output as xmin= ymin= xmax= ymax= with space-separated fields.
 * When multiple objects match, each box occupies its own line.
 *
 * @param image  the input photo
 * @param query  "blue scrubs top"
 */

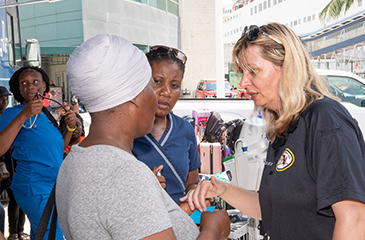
xmin=133 ymin=112 xmax=201 ymax=204
xmin=0 ymin=105 xmax=63 ymax=196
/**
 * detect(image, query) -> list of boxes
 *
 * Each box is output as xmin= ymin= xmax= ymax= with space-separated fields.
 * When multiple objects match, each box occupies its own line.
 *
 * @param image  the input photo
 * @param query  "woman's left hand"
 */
xmin=64 ymin=111 xmax=77 ymax=130
xmin=152 ymin=165 xmax=166 ymax=189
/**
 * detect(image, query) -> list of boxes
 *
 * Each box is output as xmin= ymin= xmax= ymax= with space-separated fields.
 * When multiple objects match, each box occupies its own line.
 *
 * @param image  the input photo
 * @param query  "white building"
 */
xmin=221 ymin=0 xmax=365 ymax=73
xmin=223 ymin=0 xmax=364 ymax=44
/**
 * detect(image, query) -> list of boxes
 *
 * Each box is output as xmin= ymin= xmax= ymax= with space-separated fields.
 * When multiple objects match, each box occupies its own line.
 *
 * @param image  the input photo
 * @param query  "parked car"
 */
xmin=195 ymin=79 xmax=238 ymax=98
xmin=238 ymin=89 xmax=250 ymax=99
xmin=317 ymin=69 xmax=365 ymax=107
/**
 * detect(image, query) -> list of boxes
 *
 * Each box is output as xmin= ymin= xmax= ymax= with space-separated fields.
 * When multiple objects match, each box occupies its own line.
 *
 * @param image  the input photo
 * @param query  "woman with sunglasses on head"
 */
xmin=182 ymin=23 xmax=365 ymax=239
xmin=0 ymin=67 xmax=77 ymax=239
xmin=132 ymin=45 xmax=202 ymax=214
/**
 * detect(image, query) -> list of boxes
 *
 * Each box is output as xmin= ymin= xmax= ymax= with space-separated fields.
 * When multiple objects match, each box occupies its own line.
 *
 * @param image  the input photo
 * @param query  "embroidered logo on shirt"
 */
xmin=276 ymin=148 xmax=294 ymax=172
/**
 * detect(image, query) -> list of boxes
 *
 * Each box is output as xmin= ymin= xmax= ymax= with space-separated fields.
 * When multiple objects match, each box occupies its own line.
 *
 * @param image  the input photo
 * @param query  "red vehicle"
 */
xmin=238 ymin=89 xmax=250 ymax=99
xmin=195 ymin=79 xmax=238 ymax=98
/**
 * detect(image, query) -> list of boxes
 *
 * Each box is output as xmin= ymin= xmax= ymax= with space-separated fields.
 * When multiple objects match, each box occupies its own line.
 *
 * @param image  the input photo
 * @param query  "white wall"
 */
xmin=180 ymin=0 xmax=217 ymax=97
xmin=81 ymin=0 xmax=180 ymax=47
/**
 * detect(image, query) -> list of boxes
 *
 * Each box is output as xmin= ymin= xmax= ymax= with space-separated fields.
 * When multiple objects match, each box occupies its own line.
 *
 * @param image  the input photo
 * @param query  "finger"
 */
xmin=191 ymin=183 xmax=204 ymax=212
xmin=179 ymin=195 xmax=187 ymax=202
xmin=186 ymin=190 xmax=196 ymax=212
xmin=152 ymin=166 xmax=159 ymax=175
xmin=197 ymin=181 xmax=210 ymax=212
xmin=157 ymin=176 xmax=165 ymax=184
xmin=182 ymin=186 xmax=197 ymax=212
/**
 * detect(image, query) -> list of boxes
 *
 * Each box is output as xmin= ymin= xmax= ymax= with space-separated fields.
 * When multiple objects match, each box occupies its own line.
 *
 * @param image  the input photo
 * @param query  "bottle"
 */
xmin=234 ymin=137 xmax=263 ymax=191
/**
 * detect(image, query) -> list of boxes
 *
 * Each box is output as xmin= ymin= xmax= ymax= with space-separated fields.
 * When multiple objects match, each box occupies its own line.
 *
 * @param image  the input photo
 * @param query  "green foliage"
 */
xmin=319 ymin=0 xmax=360 ymax=24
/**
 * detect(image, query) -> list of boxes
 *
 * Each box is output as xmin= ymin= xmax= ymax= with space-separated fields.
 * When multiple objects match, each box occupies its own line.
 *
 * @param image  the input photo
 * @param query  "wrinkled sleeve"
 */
xmin=311 ymin=111 xmax=365 ymax=216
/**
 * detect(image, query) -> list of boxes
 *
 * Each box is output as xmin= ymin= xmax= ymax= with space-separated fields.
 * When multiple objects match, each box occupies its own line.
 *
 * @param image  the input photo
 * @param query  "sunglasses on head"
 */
xmin=241 ymin=25 xmax=282 ymax=45
xmin=147 ymin=45 xmax=187 ymax=65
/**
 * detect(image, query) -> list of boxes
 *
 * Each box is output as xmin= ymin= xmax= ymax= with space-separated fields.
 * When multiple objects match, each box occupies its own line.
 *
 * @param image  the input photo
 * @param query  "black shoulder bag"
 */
xmin=34 ymin=184 xmax=58 ymax=240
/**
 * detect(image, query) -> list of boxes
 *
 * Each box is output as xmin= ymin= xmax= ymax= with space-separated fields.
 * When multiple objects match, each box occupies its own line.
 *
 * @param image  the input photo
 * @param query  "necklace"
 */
xmin=151 ymin=117 xmax=167 ymax=138
xmin=22 ymin=114 xmax=38 ymax=129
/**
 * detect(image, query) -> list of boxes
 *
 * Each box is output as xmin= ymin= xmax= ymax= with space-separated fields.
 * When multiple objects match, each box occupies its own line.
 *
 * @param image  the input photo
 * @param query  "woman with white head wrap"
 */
xmin=56 ymin=34 xmax=230 ymax=240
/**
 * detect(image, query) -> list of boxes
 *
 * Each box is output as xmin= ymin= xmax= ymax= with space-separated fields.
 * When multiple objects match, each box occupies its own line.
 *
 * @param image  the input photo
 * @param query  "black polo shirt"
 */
xmin=259 ymin=97 xmax=365 ymax=240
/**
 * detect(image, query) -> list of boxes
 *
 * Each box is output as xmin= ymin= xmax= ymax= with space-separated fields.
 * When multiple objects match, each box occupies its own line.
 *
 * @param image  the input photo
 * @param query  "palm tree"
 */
xmin=319 ymin=0 xmax=362 ymax=23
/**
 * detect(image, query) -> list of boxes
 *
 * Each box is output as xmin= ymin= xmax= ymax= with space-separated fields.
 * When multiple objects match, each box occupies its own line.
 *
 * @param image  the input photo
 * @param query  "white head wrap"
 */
xmin=67 ymin=34 xmax=151 ymax=113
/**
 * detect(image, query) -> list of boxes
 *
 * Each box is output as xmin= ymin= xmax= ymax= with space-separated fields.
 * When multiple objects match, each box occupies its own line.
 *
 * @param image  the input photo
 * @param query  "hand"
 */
xmin=180 ymin=176 xmax=227 ymax=212
xmin=200 ymin=210 xmax=231 ymax=240
xmin=152 ymin=165 xmax=166 ymax=189
xmin=21 ymin=99 xmax=43 ymax=120
xmin=64 ymin=111 xmax=77 ymax=129
xmin=178 ymin=199 xmax=211 ymax=216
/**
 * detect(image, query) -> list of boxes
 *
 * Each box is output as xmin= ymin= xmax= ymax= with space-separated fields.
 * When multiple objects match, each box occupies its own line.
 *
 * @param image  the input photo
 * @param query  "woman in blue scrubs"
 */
xmin=0 ymin=67 xmax=76 ymax=240
xmin=132 ymin=46 xmax=201 ymax=214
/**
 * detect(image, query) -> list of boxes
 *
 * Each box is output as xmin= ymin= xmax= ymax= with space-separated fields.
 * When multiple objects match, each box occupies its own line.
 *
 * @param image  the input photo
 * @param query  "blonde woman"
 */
xmin=182 ymin=23 xmax=365 ymax=239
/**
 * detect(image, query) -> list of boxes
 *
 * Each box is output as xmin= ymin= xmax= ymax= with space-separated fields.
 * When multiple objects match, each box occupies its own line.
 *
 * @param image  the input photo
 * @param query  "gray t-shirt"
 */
xmin=56 ymin=145 xmax=200 ymax=240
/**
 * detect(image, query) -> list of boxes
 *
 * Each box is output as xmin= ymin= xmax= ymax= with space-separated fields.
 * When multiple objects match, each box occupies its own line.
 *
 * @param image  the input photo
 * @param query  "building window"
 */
xmin=359 ymin=0 xmax=363 ymax=6
xmin=167 ymin=0 xmax=179 ymax=16
xmin=255 ymin=5 xmax=257 ymax=13
xmin=6 ymin=13 xmax=21 ymax=68
xmin=294 ymin=20 xmax=297 ymax=26
xmin=132 ymin=0 xmax=147 ymax=3
xmin=303 ymin=17 xmax=306 ymax=23
xmin=263 ymin=1 xmax=267 ymax=9
xmin=268 ymin=0 xmax=271 ymax=7
xmin=149 ymin=0 xmax=166 ymax=11
xmin=298 ymin=19 xmax=301 ymax=24
xmin=312 ymin=14 xmax=315 ymax=20
xmin=278 ymin=0 xmax=282 ymax=2
xmin=251 ymin=7 xmax=253 ymax=15
xmin=259 ymin=3 xmax=262 ymax=11
xmin=290 ymin=21 xmax=293 ymax=27
xmin=273 ymin=0 xmax=277 ymax=5
xmin=307 ymin=15 xmax=311 ymax=21
xmin=240 ymin=26 xmax=242 ymax=32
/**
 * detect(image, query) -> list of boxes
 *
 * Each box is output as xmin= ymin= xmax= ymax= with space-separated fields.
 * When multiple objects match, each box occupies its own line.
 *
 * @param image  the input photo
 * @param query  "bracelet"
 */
xmin=66 ymin=125 xmax=76 ymax=132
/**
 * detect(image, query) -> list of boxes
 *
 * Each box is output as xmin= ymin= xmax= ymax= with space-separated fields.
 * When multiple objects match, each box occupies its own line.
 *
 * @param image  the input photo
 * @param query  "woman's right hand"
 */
xmin=199 ymin=210 xmax=231 ymax=240
xmin=180 ymin=176 xmax=227 ymax=212
xmin=21 ymin=99 xmax=44 ymax=120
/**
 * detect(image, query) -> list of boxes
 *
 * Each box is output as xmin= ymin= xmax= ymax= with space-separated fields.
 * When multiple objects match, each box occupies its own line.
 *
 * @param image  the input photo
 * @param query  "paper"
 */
xmin=190 ymin=206 xmax=216 ymax=224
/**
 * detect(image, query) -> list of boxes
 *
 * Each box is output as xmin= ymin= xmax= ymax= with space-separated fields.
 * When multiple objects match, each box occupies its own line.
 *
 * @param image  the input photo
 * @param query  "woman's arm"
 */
xmin=332 ymin=199 xmax=365 ymax=239
xmin=185 ymin=169 xmax=200 ymax=194
xmin=61 ymin=111 xmax=77 ymax=149
xmin=142 ymin=211 xmax=230 ymax=240
xmin=181 ymin=176 xmax=262 ymax=220
xmin=0 ymin=99 xmax=43 ymax=156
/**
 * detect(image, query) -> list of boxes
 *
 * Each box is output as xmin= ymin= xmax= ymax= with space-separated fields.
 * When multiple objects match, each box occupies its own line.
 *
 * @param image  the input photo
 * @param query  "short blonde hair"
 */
xmin=233 ymin=23 xmax=336 ymax=142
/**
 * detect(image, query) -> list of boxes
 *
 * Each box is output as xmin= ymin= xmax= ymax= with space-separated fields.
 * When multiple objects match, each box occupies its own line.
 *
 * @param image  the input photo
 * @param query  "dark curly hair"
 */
xmin=146 ymin=49 xmax=185 ymax=74
xmin=9 ymin=67 xmax=50 ymax=103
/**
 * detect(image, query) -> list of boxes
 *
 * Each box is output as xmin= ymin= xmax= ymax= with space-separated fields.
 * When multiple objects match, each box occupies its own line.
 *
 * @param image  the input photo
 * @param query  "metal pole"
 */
xmin=215 ymin=0 xmax=225 ymax=98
